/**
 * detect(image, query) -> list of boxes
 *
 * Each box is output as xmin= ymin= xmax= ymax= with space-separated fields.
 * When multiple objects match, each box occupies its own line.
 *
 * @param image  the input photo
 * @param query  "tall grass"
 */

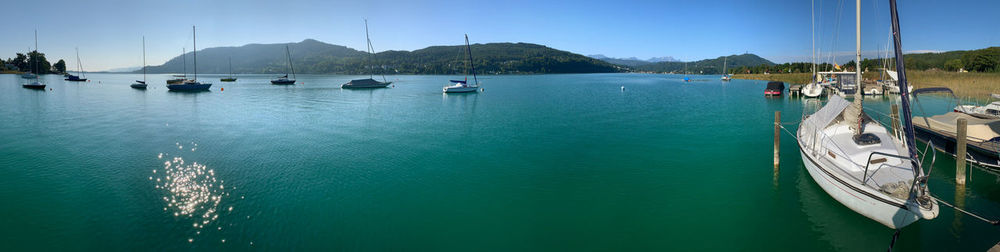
xmin=735 ymin=70 xmax=1000 ymax=100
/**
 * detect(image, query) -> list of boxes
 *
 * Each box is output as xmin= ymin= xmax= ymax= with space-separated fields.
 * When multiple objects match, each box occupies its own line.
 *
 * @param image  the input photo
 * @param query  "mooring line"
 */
xmin=931 ymin=194 xmax=1000 ymax=226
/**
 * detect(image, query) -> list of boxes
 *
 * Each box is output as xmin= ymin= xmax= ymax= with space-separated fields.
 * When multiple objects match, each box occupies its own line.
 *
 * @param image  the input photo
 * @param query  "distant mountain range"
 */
xmin=630 ymin=53 xmax=776 ymax=74
xmin=586 ymin=54 xmax=678 ymax=66
xmin=143 ymin=39 xmax=621 ymax=75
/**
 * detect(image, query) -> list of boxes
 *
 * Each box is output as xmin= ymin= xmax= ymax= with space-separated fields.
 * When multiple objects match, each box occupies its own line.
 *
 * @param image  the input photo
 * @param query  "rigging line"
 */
xmin=930 ymin=194 xmax=1000 ymax=226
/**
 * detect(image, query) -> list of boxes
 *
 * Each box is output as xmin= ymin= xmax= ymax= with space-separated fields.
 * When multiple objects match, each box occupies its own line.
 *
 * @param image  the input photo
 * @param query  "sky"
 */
xmin=2 ymin=0 xmax=997 ymax=71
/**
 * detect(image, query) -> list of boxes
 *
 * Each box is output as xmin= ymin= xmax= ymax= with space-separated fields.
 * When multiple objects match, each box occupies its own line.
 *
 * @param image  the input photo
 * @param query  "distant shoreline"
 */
xmin=734 ymin=70 xmax=1000 ymax=100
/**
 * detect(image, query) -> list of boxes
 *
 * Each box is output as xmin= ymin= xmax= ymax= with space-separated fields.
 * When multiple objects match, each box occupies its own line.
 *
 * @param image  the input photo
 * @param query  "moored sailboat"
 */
xmin=444 ymin=34 xmax=481 ymax=93
xmin=22 ymin=30 xmax=45 ymax=90
xmin=166 ymin=48 xmax=187 ymax=84
xmin=131 ymin=36 xmax=148 ymax=89
xmin=270 ymin=46 xmax=295 ymax=85
xmin=64 ymin=47 xmax=87 ymax=82
xmin=167 ymin=26 xmax=212 ymax=91
xmin=221 ymin=57 xmax=236 ymax=82
xmin=343 ymin=19 xmax=391 ymax=89
xmin=796 ymin=0 xmax=937 ymax=229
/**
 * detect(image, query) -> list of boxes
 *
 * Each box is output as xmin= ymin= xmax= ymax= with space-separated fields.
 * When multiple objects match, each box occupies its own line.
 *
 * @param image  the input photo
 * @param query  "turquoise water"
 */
xmin=0 ymin=73 xmax=997 ymax=250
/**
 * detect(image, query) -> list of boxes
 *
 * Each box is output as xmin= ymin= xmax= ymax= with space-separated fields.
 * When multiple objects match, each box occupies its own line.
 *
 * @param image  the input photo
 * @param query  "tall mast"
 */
xmin=193 ymin=25 xmax=197 ymax=81
xmin=855 ymin=0 xmax=861 ymax=102
xmin=465 ymin=34 xmax=478 ymax=85
xmin=33 ymin=30 xmax=37 ymax=76
xmin=228 ymin=57 xmax=232 ymax=78
xmin=723 ymin=56 xmax=727 ymax=75
xmin=183 ymin=48 xmax=186 ymax=78
xmin=76 ymin=47 xmax=84 ymax=77
xmin=142 ymin=36 xmax=146 ymax=83
xmin=365 ymin=19 xmax=373 ymax=79
xmin=889 ymin=0 xmax=921 ymax=178
xmin=811 ymin=0 xmax=816 ymax=79
xmin=286 ymin=45 xmax=295 ymax=79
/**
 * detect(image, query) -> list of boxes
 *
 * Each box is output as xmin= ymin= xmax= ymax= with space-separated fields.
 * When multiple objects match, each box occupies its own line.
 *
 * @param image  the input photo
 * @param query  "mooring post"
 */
xmin=774 ymin=111 xmax=781 ymax=167
xmin=956 ymin=118 xmax=968 ymax=185
xmin=890 ymin=104 xmax=900 ymax=137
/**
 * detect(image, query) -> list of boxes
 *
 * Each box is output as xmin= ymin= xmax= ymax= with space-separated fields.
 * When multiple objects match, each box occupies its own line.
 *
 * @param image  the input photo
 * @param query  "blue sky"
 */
xmin=2 ymin=0 xmax=997 ymax=71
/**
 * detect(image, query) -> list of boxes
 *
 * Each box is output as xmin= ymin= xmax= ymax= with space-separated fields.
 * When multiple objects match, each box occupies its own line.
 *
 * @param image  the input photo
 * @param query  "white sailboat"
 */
xmin=131 ymin=36 xmax=148 ymax=89
xmin=720 ymin=56 xmax=731 ymax=81
xmin=444 ymin=34 xmax=481 ymax=93
xmin=796 ymin=0 xmax=937 ymax=229
xmin=802 ymin=0 xmax=824 ymax=98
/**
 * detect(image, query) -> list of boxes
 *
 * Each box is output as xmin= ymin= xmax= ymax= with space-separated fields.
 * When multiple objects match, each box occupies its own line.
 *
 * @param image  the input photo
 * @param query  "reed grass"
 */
xmin=735 ymin=70 xmax=1000 ymax=100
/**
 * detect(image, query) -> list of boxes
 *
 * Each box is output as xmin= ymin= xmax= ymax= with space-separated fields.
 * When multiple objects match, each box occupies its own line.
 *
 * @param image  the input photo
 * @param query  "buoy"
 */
xmin=481 ymin=88 xmax=484 ymax=92
xmin=621 ymin=86 xmax=625 ymax=91
xmin=220 ymin=87 xmax=224 ymax=91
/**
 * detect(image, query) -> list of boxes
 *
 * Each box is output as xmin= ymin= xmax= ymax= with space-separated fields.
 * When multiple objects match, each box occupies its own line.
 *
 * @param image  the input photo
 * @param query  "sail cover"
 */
xmin=802 ymin=95 xmax=852 ymax=135
xmin=450 ymin=80 xmax=467 ymax=84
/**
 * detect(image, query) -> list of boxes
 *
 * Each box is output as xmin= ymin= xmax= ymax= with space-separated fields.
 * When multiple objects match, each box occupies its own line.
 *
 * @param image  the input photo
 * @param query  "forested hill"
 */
xmin=143 ymin=39 xmax=622 ymax=75
xmin=630 ymin=53 xmax=776 ymax=74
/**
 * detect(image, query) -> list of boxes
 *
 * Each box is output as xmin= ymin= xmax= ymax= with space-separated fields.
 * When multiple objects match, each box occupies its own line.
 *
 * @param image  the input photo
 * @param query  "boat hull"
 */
xmin=167 ymin=79 xmax=185 ymax=84
xmin=22 ymin=83 xmax=46 ymax=90
xmin=220 ymin=78 xmax=237 ymax=82
xmin=270 ymin=79 xmax=295 ymax=85
xmin=167 ymin=83 xmax=212 ymax=91
xmin=342 ymin=80 xmax=391 ymax=89
xmin=798 ymin=146 xmax=921 ymax=229
xmin=914 ymin=124 xmax=1000 ymax=169
xmin=444 ymin=86 xmax=479 ymax=93
xmin=130 ymin=83 xmax=148 ymax=89
xmin=802 ymin=83 xmax=824 ymax=98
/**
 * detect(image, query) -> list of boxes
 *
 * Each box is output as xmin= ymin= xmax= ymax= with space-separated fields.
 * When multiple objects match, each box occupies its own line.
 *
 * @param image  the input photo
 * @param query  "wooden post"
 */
xmin=774 ymin=111 xmax=781 ymax=167
xmin=890 ymin=104 xmax=900 ymax=137
xmin=956 ymin=118 xmax=968 ymax=185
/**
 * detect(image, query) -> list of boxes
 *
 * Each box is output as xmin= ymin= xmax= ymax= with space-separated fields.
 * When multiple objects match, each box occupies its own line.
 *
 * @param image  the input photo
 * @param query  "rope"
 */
xmin=931 ymin=194 xmax=1000 ymax=226
xmin=886 ymin=229 xmax=900 ymax=252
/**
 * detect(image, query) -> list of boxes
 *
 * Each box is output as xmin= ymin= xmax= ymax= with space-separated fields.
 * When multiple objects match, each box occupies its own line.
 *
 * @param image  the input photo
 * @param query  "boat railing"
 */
xmin=862 ymin=151 xmax=916 ymax=184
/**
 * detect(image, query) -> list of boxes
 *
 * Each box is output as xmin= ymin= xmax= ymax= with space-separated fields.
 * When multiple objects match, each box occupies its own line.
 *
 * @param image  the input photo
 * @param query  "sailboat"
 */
xmin=342 ymin=19 xmax=391 ymax=89
xmin=22 ymin=30 xmax=45 ymax=90
xmin=221 ymin=57 xmax=236 ymax=82
xmin=166 ymin=48 xmax=186 ymax=84
xmin=131 ymin=36 xmax=148 ymax=89
xmin=64 ymin=47 xmax=87 ymax=82
xmin=720 ymin=56 xmax=731 ymax=81
xmin=802 ymin=0 xmax=824 ymax=98
xmin=20 ymin=47 xmax=37 ymax=79
xmin=444 ymin=34 xmax=481 ymax=93
xmin=796 ymin=0 xmax=937 ymax=229
xmin=270 ymin=45 xmax=295 ymax=84
xmin=167 ymin=26 xmax=212 ymax=91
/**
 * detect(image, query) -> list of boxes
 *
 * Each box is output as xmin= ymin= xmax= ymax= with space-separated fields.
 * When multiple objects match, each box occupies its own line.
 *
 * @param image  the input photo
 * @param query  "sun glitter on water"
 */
xmin=153 ymin=149 xmax=237 ymax=244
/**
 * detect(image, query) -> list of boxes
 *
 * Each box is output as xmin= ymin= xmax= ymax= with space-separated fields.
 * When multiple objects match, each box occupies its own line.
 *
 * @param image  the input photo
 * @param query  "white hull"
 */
xmin=444 ymin=85 xmax=479 ymax=93
xmin=802 ymin=83 xmax=823 ymax=97
xmin=798 ymin=146 xmax=924 ymax=229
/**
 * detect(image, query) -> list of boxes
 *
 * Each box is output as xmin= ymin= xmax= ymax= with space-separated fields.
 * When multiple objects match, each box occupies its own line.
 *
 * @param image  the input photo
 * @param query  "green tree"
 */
xmin=53 ymin=59 xmax=66 ymax=73
xmin=943 ymin=59 xmax=963 ymax=71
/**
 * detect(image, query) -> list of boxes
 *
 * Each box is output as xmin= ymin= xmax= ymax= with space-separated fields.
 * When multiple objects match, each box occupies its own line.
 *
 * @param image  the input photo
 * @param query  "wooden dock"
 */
xmin=789 ymin=84 xmax=802 ymax=96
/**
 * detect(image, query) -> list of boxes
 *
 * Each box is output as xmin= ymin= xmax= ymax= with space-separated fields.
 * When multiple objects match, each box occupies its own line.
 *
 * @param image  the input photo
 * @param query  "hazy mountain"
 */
xmin=635 ymin=53 xmax=775 ymax=74
xmin=104 ymin=66 xmax=142 ymax=73
xmin=587 ymin=54 xmax=679 ymax=66
xmin=144 ymin=39 xmax=620 ymax=75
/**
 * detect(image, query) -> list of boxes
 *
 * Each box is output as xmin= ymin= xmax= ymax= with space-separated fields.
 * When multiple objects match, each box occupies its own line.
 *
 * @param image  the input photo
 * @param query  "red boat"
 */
xmin=765 ymin=81 xmax=785 ymax=96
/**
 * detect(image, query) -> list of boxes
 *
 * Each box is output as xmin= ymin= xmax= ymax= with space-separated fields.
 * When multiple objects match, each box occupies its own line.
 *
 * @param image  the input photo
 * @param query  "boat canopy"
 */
xmin=765 ymin=81 xmax=785 ymax=91
xmin=449 ymin=80 xmax=467 ymax=84
xmin=885 ymin=70 xmax=899 ymax=81
xmin=914 ymin=112 xmax=1000 ymax=143
xmin=347 ymin=78 xmax=382 ymax=85
xmin=802 ymin=95 xmax=852 ymax=133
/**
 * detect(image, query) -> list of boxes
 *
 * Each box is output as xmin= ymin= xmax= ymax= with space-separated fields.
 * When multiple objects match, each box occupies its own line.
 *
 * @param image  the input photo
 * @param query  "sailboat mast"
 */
xmin=811 ymin=0 xmax=816 ymax=78
xmin=723 ymin=56 xmax=727 ymax=75
xmin=183 ymin=48 xmax=187 ymax=78
xmin=193 ymin=25 xmax=197 ymax=81
xmin=854 ymin=0 xmax=861 ymax=102
xmin=365 ymin=19 xmax=373 ymax=79
xmin=889 ymin=0 xmax=921 ymax=175
xmin=286 ymin=45 xmax=295 ymax=79
xmin=228 ymin=57 xmax=232 ymax=78
xmin=465 ymin=34 xmax=478 ymax=85
xmin=33 ymin=30 xmax=37 ymax=76
xmin=76 ymin=47 xmax=83 ymax=77
xmin=142 ymin=36 xmax=146 ymax=83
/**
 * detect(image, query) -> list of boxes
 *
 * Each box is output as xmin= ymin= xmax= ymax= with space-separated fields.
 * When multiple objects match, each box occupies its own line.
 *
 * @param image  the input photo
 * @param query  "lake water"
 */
xmin=1 ymin=73 xmax=997 ymax=250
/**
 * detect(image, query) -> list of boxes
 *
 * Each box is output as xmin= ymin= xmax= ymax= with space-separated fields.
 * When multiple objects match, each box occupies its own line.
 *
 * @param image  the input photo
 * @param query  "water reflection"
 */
xmin=153 ymin=147 xmax=232 ymax=243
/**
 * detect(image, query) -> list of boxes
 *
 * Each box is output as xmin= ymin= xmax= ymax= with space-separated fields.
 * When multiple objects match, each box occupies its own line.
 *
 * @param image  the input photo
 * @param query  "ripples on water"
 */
xmin=152 ymin=144 xmax=234 ymax=244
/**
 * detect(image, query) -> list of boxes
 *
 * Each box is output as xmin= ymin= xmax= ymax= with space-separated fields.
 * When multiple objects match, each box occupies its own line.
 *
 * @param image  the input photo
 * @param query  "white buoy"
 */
xmin=621 ymin=86 xmax=625 ymax=91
